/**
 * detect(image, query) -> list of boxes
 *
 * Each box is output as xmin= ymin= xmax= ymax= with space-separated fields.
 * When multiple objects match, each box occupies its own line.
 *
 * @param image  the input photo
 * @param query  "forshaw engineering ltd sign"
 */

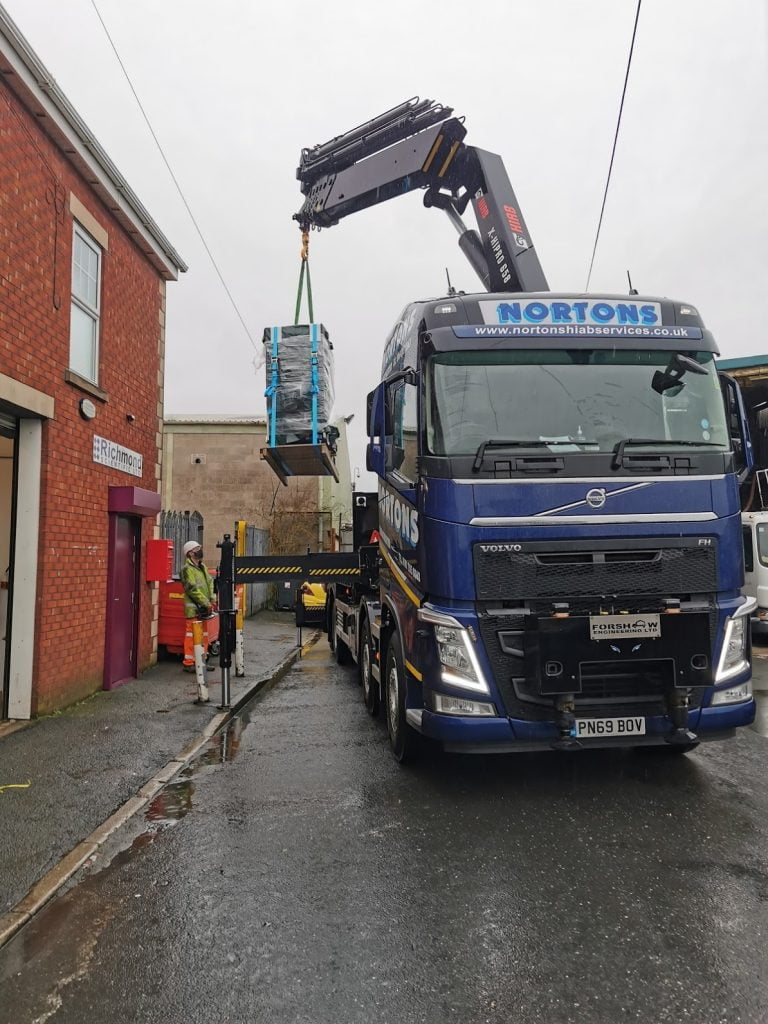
xmin=92 ymin=435 xmax=143 ymax=478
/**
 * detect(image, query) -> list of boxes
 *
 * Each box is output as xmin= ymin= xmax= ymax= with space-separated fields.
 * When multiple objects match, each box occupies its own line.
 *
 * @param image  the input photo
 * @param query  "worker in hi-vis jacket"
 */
xmin=181 ymin=540 xmax=215 ymax=703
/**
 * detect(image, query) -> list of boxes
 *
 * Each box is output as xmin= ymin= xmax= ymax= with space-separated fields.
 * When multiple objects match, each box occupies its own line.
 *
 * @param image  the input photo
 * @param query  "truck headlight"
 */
xmin=715 ymin=598 xmax=756 ymax=684
xmin=433 ymin=694 xmax=496 ymax=716
xmin=418 ymin=607 xmax=490 ymax=694
xmin=711 ymin=679 xmax=752 ymax=706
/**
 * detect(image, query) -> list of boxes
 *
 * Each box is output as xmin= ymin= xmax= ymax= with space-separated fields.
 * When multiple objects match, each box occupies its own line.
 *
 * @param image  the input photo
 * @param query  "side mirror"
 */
xmin=719 ymin=372 xmax=753 ymax=482
xmin=366 ymin=389 xmax=375 ymax=433
xmin=367 ymin=383 xmax=387 ymax=438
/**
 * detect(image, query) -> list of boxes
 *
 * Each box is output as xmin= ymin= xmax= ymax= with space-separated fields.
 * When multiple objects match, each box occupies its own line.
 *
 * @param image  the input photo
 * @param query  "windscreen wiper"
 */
xmin=612 ymin=438 xmax=723 ymax=469
xmin=472 ymin=439 xmax=580 ymax=472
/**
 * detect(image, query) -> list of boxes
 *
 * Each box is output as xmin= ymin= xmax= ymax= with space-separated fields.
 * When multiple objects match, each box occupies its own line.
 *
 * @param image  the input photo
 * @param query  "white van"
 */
xmin=742 ymin=511 xmax=768 ymax=636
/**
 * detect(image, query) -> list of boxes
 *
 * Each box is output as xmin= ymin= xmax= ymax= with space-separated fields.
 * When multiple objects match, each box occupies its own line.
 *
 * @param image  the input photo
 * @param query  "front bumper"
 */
xmin=410 ymin=698 xmax=755 ymax=753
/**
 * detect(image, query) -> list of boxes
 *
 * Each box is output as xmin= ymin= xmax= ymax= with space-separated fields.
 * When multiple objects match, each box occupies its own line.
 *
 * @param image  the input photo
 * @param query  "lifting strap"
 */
xmin=294 ymin=229 xmax=314 ymax=325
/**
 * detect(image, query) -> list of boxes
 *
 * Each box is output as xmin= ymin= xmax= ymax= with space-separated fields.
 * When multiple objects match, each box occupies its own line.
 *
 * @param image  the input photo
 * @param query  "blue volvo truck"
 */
xmin=294 ymin=99 xmax=756 ymax=760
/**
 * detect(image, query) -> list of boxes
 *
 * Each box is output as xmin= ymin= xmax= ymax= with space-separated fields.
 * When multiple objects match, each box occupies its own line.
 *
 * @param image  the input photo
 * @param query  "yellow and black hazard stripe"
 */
xmin=235 ymin=565 xmax=361 ymax=580
xmin=237 ymin=565 xmax=303 ymax=575
xmin=307 ymin=568 xmax=361 ymax=577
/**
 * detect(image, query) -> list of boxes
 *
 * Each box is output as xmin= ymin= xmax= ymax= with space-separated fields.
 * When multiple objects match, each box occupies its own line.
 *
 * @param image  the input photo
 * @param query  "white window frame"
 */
xmin=70 ymin=222 xmax=102 ymax=384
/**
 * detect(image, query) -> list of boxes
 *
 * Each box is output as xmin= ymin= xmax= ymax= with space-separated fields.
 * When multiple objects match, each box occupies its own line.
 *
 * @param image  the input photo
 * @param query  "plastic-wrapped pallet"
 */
xmin=263 ymin=324 xmax=335 ymax=446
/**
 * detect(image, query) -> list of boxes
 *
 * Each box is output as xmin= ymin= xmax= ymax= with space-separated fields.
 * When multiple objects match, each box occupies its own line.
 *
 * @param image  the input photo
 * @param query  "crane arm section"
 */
xmin=295 ymin=98 xmax=548 ymax=293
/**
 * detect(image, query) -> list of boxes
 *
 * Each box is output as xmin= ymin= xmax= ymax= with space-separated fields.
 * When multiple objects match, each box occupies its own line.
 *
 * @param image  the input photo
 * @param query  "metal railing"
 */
xmin=242 ymin=523 xmax=269 ymax=614
xmin=160 ymin=510 xmax=204 ymax=579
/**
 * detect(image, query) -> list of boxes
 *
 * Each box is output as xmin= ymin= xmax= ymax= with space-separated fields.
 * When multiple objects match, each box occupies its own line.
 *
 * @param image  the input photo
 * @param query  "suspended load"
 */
xmin=261 ymin=323 xmax=339 ymax=485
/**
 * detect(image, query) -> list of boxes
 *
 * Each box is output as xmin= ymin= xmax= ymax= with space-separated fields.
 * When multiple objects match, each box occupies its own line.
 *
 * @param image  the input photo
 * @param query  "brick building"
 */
xmin=0 ymin=8 xmax=185 ymax=717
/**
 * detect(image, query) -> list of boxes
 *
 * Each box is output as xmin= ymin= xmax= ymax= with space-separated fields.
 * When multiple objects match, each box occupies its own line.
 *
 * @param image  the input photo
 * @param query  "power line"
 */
xmin=89 ymin=0 xmax=258 ymax=350
xmin=585 ymin=0 xmax=642 ymax=291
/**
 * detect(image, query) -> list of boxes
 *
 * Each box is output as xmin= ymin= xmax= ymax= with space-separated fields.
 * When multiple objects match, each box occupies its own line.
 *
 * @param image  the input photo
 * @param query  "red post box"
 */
xmin=146 ymin=538 xmax=173 ymax=582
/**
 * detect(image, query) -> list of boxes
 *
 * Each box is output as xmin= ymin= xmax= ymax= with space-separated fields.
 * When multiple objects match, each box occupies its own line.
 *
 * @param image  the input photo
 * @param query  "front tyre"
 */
xmin=360 ymin=619 xmax=379 ymax=716
xmin=385 ymin=632 xmax=419 ymax=763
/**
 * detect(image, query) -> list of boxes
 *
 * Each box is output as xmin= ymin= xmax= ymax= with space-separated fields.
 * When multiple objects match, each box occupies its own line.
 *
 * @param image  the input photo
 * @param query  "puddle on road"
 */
xmin=192 ymin=711 xmax=251 ymax=769
xmin=140 ymin=714 xmax=251 ymax=834
xmin=139 ymin=710 xmax=252 ymax=840
xmin=143 ymin=778 xmax=195 ymax=829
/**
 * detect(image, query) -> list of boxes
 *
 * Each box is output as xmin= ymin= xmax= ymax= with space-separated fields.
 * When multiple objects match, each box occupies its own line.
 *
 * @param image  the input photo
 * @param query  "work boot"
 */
xmin=206 ymin=662 xmax=215 ymax=671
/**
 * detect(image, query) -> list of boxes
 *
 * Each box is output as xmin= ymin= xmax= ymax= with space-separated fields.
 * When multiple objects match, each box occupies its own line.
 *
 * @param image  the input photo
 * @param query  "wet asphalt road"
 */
xmin=3 ymin=641 xmax=768 ymax=1024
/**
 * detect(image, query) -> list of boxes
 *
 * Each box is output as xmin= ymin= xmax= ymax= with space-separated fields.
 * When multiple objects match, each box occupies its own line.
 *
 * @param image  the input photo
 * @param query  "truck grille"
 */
xmin=474 ymin=538 xmax=717 ymax=602
xmin=478 ymin=613 xmax=707 ymax=721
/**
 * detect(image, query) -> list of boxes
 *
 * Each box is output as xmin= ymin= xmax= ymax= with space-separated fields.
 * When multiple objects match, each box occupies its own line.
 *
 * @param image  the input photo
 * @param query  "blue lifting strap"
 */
xmin=310 ymin=323 xmax=319 ymax=446
xmin=264 ymin=325 xmax=279 ymax=448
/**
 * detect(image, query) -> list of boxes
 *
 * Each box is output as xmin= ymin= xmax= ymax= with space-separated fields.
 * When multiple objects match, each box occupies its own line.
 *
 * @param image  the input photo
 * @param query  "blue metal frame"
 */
xmin=310 ymin=323 xmax=319 ymax=446
xmin=264 ymin=325 xmax=280 ymax=448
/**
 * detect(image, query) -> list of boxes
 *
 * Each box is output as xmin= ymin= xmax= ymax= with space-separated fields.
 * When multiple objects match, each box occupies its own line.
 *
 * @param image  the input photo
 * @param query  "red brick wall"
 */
xmin=0 ymin=80 xmax=165 ymax=713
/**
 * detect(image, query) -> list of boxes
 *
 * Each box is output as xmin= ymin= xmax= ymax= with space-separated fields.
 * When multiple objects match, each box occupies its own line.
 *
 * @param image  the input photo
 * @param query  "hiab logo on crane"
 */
xmin=378 ymin=483 xmax=419 ymax=548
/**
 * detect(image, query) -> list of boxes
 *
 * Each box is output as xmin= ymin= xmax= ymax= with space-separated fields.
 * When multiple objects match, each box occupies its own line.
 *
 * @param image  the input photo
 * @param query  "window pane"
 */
xmin=70 ymin=303 xmax=96 ymax=381
xmin=392 ymin=381 xmax=419 ymax=483
xmin=743 ymin=527 xmax=755 ymax=574
xmin=72 ymin=231 xmax=99 ymax=309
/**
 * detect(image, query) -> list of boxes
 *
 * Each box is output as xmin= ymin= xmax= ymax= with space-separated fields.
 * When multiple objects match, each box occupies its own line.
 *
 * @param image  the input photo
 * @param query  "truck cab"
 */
xmin=364 ymin=291 xmax=756 ymax=758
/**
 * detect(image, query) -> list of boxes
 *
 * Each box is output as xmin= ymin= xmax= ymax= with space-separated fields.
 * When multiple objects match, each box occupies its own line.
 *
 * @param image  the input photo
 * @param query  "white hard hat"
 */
xmin=183 ymin=540 xmax=202 ymax=555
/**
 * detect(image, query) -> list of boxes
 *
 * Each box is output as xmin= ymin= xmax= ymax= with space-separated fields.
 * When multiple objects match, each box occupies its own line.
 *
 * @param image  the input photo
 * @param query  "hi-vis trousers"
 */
xmin=183 ymin=618 xmax=209 ymax=702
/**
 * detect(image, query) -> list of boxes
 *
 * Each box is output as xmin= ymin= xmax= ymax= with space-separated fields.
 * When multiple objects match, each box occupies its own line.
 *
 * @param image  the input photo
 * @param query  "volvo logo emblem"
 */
xmin=586 ymin=488 xmax=607 ymax=510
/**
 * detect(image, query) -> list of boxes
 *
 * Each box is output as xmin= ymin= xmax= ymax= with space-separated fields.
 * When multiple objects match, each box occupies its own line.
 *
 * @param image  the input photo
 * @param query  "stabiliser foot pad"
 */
xmin=665 ymin=728 xmax=698 ymax=745
xmin=551 ymin=737 xmax=583 ymax=751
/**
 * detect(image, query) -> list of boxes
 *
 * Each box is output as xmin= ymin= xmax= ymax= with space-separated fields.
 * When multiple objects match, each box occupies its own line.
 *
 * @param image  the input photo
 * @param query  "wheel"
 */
xmin=385 ymin=632 xmax=419 ymax=763
xmin=360 ymin=619 xmax=379 ymax=716
xmin=208 ymin=640 xmax=220 ymax=657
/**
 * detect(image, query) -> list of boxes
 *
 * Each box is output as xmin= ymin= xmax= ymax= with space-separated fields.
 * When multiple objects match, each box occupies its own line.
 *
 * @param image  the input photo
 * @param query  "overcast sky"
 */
xmin=6 ymin=0 xmax=768 ymax=485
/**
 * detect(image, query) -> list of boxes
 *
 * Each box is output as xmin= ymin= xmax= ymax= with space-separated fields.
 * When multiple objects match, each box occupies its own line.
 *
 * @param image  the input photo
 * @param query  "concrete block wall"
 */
xmin=164 ymin=423 xmax=323 ymax=554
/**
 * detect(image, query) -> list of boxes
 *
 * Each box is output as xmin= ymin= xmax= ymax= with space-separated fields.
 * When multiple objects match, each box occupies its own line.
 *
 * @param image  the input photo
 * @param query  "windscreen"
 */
xmin=426 ymin=349 xmax=728 ymax=455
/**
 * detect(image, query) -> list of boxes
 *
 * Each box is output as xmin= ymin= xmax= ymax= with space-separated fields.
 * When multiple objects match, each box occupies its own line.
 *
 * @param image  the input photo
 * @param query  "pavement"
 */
xmin=3 ymin=642 xmax=768 ymax=1023
xmin=0 ymin=610 xmax=301 ymax=918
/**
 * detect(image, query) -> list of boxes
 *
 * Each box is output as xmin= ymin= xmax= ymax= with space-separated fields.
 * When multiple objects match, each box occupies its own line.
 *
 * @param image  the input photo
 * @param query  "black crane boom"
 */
xmin=295 ymin=97 xmax=548 ymax=294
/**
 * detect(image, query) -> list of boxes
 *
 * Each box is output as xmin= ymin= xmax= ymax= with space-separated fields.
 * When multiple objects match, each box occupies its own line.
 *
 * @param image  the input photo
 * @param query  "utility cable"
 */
xmin=585 ymin=0 xmax=642 ymax=291
xmin=89 ymin=0 xmax=258 ymax=350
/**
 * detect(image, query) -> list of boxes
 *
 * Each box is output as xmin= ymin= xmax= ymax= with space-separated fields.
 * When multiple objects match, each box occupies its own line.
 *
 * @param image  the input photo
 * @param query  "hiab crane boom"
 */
xmin=294 ymin=97 xmax=547 ymax=294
